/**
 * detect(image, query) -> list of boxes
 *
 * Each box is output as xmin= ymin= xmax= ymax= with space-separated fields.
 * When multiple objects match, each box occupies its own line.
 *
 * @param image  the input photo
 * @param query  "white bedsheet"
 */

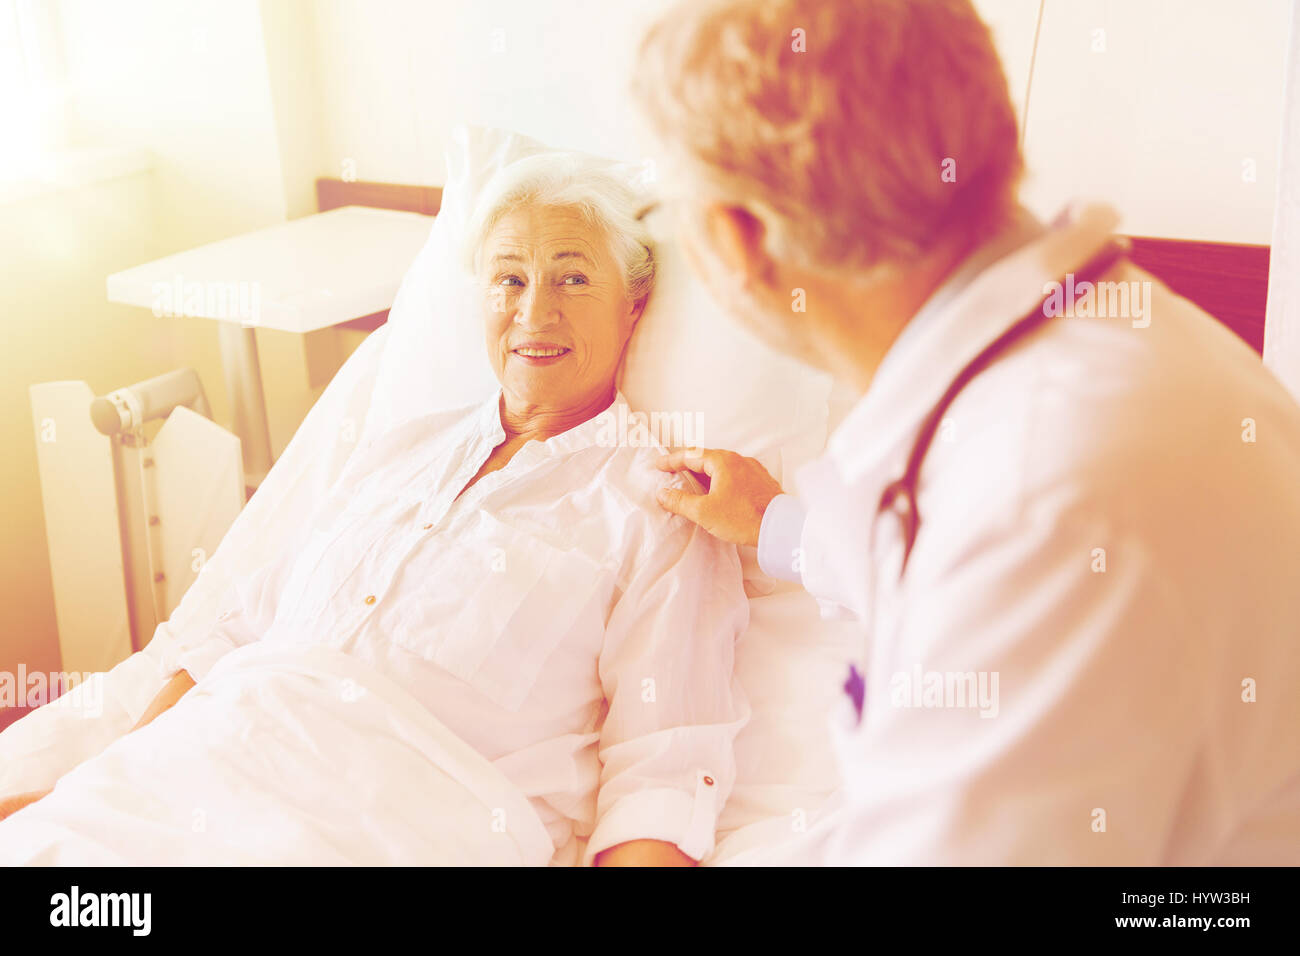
xmin=0 ymin=589 xmax=856 ymax=866
xmin=0 ymin=642 xmax=556 ymax=866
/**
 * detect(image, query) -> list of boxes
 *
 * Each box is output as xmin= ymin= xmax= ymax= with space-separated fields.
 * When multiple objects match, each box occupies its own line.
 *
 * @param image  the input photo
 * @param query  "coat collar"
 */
xmin=818 ymin=202 xmax=1123 ymax=488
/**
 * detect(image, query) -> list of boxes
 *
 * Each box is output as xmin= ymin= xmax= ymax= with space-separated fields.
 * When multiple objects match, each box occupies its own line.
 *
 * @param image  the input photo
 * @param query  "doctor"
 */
xmin=636 ymin=0 xmax=1300 ymax=863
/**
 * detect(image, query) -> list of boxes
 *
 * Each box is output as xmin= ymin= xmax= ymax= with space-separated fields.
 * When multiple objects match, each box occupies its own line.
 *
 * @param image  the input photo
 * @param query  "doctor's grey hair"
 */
xmin=464 ymin=153 xmax=656 ymax=306
xmin=632 ymin=0 xmax=1024 ymax=274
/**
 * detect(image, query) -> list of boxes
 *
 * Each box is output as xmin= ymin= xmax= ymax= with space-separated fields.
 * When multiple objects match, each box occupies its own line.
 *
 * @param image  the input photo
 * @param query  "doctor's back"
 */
xmin=799 ymin=231 xmax=1300 ymax=865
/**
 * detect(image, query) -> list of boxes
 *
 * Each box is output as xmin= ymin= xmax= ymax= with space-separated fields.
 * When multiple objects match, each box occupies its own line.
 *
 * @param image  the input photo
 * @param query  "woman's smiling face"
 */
xmin=480 ymin=205 xmax=642 ymax=412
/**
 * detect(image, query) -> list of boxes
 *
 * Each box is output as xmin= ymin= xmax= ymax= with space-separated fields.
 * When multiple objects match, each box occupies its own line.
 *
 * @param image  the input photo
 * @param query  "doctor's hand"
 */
xmin=655 ymin=448 xmax=783 ymax=547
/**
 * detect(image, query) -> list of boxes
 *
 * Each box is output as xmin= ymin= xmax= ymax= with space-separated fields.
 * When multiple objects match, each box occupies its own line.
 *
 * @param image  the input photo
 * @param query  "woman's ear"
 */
xmin=630 ymin=294 xmax=649 ymax=325
xmin=615 ymin=295 xmax=647 ymax=387
xmin=619 ymin=294 xmax=648 ymax=344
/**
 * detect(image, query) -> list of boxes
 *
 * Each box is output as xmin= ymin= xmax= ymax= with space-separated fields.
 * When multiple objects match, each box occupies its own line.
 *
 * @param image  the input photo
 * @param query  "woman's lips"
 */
xmin=511 ymin=347 xmax=571 ymax=366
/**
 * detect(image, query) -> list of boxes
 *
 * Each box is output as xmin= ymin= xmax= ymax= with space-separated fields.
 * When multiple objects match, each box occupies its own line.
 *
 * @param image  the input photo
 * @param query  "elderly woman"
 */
xmin=0 ymin=155 xmax=749 ymax=867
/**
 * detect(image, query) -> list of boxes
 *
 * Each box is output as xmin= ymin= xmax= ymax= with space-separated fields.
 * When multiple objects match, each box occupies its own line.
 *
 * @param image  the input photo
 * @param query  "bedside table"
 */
xmin=106 ymin=205 xmax=432 ymax=486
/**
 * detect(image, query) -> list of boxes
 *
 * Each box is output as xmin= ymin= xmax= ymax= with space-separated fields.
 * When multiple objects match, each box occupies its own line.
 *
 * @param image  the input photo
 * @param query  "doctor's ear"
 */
xmin=703 ymin=202 xmax=778 ymax=290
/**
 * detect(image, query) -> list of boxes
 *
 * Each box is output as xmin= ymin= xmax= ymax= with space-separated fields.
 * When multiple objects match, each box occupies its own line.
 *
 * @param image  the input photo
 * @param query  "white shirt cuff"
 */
xmin=757 ymin=494 xmax=807 ymax=583
xmin=158 ymin=612 xmax=243 ymax=684
xmin=168 ymin=640 xmax=235 ymax=684
xmin=583 ymin=770 xmax=722 ymax=865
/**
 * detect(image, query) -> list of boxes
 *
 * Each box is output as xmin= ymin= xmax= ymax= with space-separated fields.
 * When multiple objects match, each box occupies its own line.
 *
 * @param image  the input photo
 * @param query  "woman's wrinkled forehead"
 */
xmin=480 ymin=205 xmax=615 ymax=273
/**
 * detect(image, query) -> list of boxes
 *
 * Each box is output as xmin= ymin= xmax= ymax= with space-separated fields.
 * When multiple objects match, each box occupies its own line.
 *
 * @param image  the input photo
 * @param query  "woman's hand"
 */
xmin=655 ymin=448 xmax=783 ymax=547
xmin=595 ymin=839 xmax=697 ymax=867
xmin=0 ymin=671 xmax=198 ymax=826
xmin=132 ymin=670 xmax=197 ymax=731
xmin=0 ymin=788 xmax=52 ymax=821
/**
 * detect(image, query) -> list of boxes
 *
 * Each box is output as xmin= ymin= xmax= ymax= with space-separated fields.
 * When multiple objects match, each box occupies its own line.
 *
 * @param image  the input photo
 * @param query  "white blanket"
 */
xmin=0 ymin=643 xmax=556 ymax=866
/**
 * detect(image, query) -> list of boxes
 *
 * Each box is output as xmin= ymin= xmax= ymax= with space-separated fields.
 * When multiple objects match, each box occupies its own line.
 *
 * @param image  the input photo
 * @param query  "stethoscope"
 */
xmin=876 ymin=237 xmax=1131 ymax=579
xmin=843 ymin=237 xmax=1131 ymax=719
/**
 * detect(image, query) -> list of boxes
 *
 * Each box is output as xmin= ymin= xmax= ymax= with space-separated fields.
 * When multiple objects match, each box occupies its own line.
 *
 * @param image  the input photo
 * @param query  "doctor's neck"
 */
xmin=797 ymin=231 xmax=982 ymax=397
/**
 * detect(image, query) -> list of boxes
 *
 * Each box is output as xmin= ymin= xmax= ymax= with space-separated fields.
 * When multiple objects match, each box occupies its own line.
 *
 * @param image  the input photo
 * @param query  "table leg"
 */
xmin=216 ymin=323 xmax=274 ymax=488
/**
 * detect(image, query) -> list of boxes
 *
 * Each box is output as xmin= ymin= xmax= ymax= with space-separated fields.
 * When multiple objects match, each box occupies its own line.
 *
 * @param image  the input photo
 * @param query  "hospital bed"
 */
xmin=2 ymin=122 xmax=1275 ymax=865
xmin=0 ymin=126 xmax=862 ymax=865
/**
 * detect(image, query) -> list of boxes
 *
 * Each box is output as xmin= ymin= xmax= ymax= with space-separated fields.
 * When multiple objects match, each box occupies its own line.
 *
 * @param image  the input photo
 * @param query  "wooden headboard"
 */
xmin=317 ymin=178 xmax=444 ymax=333
xmin=1124 ymin=237 xmax=1270 ymax=354
xmin=316 ymin=177 xmax=1273 ymax=355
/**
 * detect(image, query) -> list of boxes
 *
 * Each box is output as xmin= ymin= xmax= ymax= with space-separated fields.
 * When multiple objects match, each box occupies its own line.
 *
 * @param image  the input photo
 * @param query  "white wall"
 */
xmin=54 ymin=0 xmax=340 ymax=457
xmin=2 ymin=0 xmax=343 ymax=697
xmin=1007 ymin=0 xmax=1291 ymax=243
xmin=313 ymin=0 xmax=1291 ymax=243
xmin=1265 ymin=4 xmax=1300 ymax=401
xmin=57 ymin=0 xmax=290 ymax=246
xmin=311 ymin=0 xmax=674 ymax=185
xmin=260 ymin=0 xmax=332 ymax=220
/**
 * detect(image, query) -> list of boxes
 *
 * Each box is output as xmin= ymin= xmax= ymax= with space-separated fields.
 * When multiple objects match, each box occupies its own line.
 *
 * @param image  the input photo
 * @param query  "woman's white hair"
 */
xmin=464 ymin=152 xmax=656 ymax=305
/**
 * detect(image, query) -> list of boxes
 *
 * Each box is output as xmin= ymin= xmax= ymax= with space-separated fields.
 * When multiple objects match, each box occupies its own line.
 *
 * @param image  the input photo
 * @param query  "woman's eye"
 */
xmin=562 ymin=274 xmax=588 ymax=285
xmin=498 ymin=275 xmax=523 ymax=287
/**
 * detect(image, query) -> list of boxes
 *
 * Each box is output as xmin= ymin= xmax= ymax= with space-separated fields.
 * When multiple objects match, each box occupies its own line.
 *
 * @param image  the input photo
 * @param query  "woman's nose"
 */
xmin=515 ymin=286 xmax=560 ymax=329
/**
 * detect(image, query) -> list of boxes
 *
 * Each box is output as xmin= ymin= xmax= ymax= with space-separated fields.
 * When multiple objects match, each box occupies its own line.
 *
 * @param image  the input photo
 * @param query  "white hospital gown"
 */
xmin=161 ymin=389 xmax=750 ymax=865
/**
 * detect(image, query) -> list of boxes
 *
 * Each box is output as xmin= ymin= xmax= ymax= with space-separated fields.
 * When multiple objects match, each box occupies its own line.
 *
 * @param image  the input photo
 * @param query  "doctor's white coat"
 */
xmin=761 ymin=205 xmax=1300 ymax=865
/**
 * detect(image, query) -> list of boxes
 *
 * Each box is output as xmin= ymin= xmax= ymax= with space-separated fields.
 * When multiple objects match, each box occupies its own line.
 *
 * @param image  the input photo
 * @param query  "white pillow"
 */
xmin=362 ymin=125 xmax=831 ymax=489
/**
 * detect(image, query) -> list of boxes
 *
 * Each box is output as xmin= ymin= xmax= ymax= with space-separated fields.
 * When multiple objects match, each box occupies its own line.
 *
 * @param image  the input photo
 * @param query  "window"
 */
xmin=0 ymin=0 xmax=67 ymax=180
